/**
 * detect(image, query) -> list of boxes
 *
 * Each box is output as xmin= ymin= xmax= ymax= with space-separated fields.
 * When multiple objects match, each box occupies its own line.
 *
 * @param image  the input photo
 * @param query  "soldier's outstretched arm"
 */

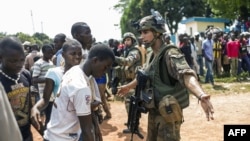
xmin=184 ymin=74 xmax=214 ymax=121
xmin=164 ymin=47 xmax=214 ymax=121
xmin=115 ymin=50 xmax=140 ymax=66
xmin=117 ymin=79 xmax=137 ymax=97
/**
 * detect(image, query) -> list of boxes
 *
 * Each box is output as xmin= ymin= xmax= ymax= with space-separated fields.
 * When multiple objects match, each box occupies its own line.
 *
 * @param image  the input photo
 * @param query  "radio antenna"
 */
xmin=30 ymin=10 xmax=35 ymax=34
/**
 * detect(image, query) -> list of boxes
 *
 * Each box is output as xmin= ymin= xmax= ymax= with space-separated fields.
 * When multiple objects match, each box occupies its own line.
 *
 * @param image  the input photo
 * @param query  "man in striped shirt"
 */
xmin=32 ymin=44 xmax=55 ymax=129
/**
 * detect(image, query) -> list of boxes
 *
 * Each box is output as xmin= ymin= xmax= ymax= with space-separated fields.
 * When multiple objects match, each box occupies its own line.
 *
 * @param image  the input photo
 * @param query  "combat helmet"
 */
xmin=138 ymin=9 xmax=166 ymax=34
xmin=122 ymin=32 xmax=137 ymax=44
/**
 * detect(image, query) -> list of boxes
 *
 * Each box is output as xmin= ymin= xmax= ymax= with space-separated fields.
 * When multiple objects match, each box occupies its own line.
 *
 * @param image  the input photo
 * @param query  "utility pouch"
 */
xmin=143 ymin=88 xmax=156 ymax=109
xmin=112 ymin=66 xmax=122 ymax=78
xmin=158 ymin=95 xmax=183 ymax=123
xmin=124 ymin=66 xmax=135 ymax=80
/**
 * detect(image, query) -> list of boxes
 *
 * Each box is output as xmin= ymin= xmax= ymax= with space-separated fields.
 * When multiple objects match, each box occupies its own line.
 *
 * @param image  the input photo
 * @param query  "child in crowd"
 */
xmin=42 ymin=43 xmax=115 ymax=141
xmin=31 ymin=39 xmax=83 ymax=134
xmin=0 ymin=36 xmax=33 ymax=141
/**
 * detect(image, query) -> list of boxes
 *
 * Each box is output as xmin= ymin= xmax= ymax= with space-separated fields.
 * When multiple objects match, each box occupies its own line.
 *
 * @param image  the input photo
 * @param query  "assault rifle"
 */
xmin=111 ymin=76 xmax=120 ymax=95
xmin=123 ymin=69 xmax=151 ymax=141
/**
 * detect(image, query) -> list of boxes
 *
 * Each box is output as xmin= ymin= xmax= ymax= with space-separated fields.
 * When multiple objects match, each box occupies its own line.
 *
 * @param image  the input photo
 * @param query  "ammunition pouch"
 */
xmin=143 ymin=88 xmax=156 ymax=109
xmin=158 ymin=95 xmax=183 ymax=123
xmin=124 ymin=66 xmax=135 ymax=80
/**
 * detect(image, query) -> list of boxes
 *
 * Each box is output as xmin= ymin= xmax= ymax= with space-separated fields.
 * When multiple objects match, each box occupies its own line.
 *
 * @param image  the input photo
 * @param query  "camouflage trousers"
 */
xmin=146 ymin=110 xmax=182 ymax=141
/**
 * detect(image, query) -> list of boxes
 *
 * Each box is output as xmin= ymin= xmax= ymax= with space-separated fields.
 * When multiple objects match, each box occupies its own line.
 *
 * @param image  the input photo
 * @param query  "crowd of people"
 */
xmin=172 ymin=28 xmax=250 ymax=86
xmin=0 ymin=11 xmax=217 ymax=141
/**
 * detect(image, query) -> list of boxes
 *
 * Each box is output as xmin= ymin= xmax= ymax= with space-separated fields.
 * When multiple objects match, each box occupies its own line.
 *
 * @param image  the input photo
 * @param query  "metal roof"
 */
xmin=181 ymin=17 xmax=230 ymax=24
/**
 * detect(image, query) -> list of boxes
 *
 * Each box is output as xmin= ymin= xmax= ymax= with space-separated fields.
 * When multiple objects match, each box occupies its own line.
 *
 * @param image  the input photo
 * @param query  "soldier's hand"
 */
xmin=200 ymin=94 xmax=214 ymax=121
xmin=117 ymin=85 xmax=130 ymax=97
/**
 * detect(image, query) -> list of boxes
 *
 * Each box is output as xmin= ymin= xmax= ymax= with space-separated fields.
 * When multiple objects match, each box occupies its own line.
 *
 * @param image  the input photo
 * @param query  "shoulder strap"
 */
xmin=158 ymin=45 xmax=178 ymax=58
xmin=136 ymin=46 xmax=145 ymax=65
xmin=159 ymin=45 xmax=178 ymax=85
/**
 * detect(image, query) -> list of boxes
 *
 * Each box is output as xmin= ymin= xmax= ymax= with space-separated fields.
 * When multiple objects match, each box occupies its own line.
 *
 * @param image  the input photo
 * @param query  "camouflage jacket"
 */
xmin=115 ymin=46 xmax=142 ymax=83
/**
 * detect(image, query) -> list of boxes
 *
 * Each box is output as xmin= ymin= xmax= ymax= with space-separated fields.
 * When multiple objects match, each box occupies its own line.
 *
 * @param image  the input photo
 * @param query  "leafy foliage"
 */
xmin=33 ymin=32 xmax=52 ymax=46
xmin=16 ymin=32 xmax=36 ymax=44
xmin=206 ymin=0 xmax=250 ymax=20
xmin=1 ymin=32 xmax=53 ymax=48
xmin=117 ymin=0 xmax=207 ymax=35
xmin=0 ymin=32 xmax=7 ymax=39
xmin=115 ymin=0 xmax=250 ymax=35
xmin=113 ymin=0 xmax=130 ymax=14
xmin=120 ymin=0 xmax=142 ymax=36
xmin=33 ymin=32 xmax=51 ymax=43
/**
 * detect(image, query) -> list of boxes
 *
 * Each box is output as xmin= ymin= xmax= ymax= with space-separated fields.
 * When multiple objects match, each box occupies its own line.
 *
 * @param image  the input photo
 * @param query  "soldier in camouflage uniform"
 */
xmin=117 ymin=10 xmax=214 ymax=141
xmin=114 ymin=32 xmax=142 ymax=114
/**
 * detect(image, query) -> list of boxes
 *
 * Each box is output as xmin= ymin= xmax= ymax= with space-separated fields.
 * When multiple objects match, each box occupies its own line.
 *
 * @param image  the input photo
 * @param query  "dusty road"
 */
xmin=32 ymin=84 xmax=250 ymax=141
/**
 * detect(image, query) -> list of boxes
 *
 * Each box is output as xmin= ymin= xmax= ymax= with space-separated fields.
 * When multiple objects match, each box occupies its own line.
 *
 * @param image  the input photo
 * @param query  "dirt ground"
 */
xmin=32 ymin=82 xmax=250 ymax=141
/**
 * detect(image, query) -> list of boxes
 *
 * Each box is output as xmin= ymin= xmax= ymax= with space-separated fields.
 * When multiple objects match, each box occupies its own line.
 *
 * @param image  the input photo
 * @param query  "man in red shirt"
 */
xmin=226 ymin=33 xmax=241 ymax=76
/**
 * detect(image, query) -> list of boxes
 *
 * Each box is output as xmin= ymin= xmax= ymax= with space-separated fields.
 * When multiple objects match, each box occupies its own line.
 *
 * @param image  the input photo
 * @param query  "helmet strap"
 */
xmin=144 ymin=32 xmax=159 ymax=48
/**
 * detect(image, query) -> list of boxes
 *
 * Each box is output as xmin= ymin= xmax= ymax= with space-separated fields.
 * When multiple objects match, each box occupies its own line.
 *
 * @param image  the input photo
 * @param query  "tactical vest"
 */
xmin=135 ymin=45 xmax=146 ymax=65
xmin=144 ymin=45 xmax=189 ymax=109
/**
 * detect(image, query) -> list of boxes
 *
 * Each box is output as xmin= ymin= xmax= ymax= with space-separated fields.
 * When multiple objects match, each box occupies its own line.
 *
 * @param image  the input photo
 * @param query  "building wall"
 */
xmin=185 ymin=22 xmax=198 ymax=36
xmin=185 ymin=22 xmax=225 ymax=36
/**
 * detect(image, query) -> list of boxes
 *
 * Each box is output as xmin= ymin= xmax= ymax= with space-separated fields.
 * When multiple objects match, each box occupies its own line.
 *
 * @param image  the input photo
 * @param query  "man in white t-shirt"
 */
xmin=43 ymin=43 xmax=115 ymax=141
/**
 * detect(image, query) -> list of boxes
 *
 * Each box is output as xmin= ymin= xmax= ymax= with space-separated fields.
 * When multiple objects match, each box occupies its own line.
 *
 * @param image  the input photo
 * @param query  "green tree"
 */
xmin=0 ymin=32 xmax=7 ymax=39
xmin=140 ymin=0 xmax=154 ymax=16
xmin=33 ymin=39 xmax=43 ymax=48
xmin=117 ymin=0 xmax=207 ymax=35
xmin=206 ymin=0 xmax=250 ymax=20
xmin=120 ymin=0 xmax=142 ymax=36
xmin=32 ymin=32 xmax=52 ymax=44
xmin=154 ymin=0 xmax=206 ymax=34
xmin=113 ymin=0 xmax=130 ymax=13
xmin=16 ymin=32 xmax=36 ymax=44
xmin=183 ymin=0 xmax=207 ymax=17
xmin=153 ymin=0 xmax=184 ymax=34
